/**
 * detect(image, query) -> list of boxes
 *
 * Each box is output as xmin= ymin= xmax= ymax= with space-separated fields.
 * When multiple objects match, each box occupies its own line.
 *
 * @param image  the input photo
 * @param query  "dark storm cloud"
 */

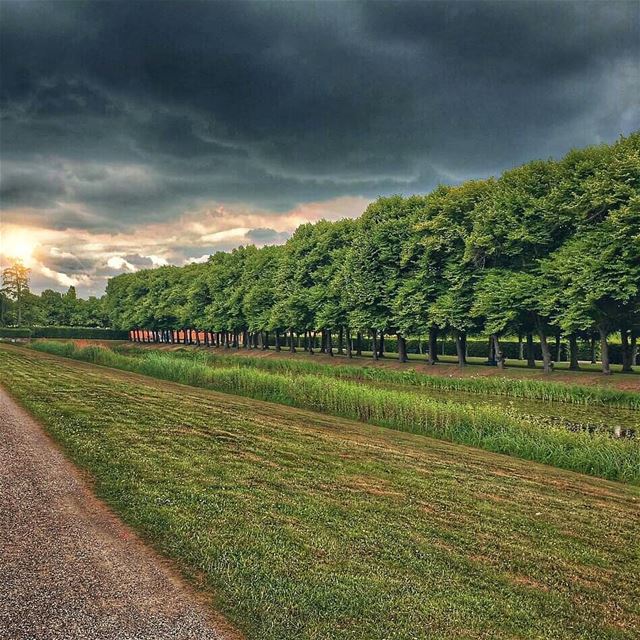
xmin=1 ymin=0 xmax=638 ymax=232
xmin=244 ymin=228 xmax=291 ymax=245
xmin=32 ymin=246 xmax=99 ymax=276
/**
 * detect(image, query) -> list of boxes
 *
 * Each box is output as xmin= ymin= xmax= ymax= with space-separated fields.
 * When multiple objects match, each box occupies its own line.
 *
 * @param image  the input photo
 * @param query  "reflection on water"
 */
xmin=368 ymin=379 xmax=639 ymax=439
xmin=565 ymin=422 xmax=636 ymax=439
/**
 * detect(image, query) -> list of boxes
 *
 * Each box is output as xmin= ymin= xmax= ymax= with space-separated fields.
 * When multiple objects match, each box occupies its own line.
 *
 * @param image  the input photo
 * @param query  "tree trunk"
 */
xmin=455 ymin=330 xmax=466 ymax=368
xmin=308 ymin=330 xmax=314 ymax=354
xmin=356 ymin=332 xmax=363 ymax=356
xmin=621 ymin=329 xmax=633 ymax=373
xmin=427 ymin=326 xmax=439 ymax=365
xmin=337 ymin=326 xmax=344 ymax=355
xmin=493 ymin=334 xmax=505 ymax=369
xmin=568 ymin=334 xmax=579 ymax=370
xmin=632 ymin=331 xmax=638 ymax=366
xmin=518 ymin=334 xmax=524 ymax=361
xmin=486 ymin=335 xmax=496 ymax=366
xmin=263 ymin=331 xmax=269 ymax=350
xmin=327 ymin=330 xmax=333 ymax=356
xmin=289 ymin=329 xmax=296 ymax=353
xmin=378 ymin=333 xmax=384 ymax=358
xmin=371 ymin=329 xmax=379 ymax=361
xmin=526 ymin=333 xmax=536 ymax=368
xmin=345 ymin=327 xmax=352 ymax=358
xmin=275 ymin=329 xmax=281 ymax=352
xmin=599 ymin=325 xmax=611 ymax=375
xmin=536 ymin=319 xmax=553 ymax=373
xmin=397 ymin=333 xmax=408 ymax=363
xmin=555 ymin=333 xmax=562 ymax=362
xmin=590 ymin=336 xmax=597 ymax=364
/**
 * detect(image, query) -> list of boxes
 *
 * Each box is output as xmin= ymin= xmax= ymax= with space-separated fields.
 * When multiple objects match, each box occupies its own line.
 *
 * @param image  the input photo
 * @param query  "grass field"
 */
xmin=1 ymin=344 xmax=639 ymax=639
xmin=114 ymin=341 xmax=640 ymax=390
xmin=29 ymin=341 xmax=640 ymax=483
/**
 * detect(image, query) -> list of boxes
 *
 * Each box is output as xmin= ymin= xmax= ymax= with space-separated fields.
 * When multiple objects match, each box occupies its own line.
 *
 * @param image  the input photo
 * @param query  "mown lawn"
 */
xmin=1 ymin=344 xmax=639 ymax=640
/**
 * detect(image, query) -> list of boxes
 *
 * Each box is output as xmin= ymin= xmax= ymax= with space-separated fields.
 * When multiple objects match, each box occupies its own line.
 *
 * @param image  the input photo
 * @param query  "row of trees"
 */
xmin=107 ymin=134 xmax=639 ymax=373
xmin=1 ymin=261 xmax=108 ymax=328
xmin=86 ymin=134 xmax=640 ymax=373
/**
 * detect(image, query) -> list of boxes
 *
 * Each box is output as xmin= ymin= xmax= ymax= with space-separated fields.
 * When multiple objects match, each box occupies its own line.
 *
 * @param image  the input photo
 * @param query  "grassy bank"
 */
xmin=122 ymin=345 xmax=640 ymax=408
xmin=30 ymin=341 xmax=640 ymax=483
xmin=1 ymin=344 xmax=639 ymax=640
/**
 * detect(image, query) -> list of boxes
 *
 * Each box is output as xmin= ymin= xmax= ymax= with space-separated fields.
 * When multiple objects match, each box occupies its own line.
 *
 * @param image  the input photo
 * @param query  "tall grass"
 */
xmin=120 ymin=348 xmax=640 ymax=410
xmin=31 ymin=341 xmax=640 ymax=483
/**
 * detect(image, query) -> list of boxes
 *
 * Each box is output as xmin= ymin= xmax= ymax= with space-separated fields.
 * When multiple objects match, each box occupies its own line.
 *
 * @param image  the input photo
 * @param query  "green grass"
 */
xmin=29 ymin=341 xmax=640 ymax=483
xmin=1 ymin=344 xmax=639 ymax=639
xmin=126 ymin=346 xmax=640 ymax=409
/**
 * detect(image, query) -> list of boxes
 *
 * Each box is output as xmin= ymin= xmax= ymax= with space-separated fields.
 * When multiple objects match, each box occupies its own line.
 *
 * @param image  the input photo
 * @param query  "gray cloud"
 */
xmin=244 ymin=228 xmax=291 ymax=245
xmin=0 ymin=0 xmax=638 ymax=291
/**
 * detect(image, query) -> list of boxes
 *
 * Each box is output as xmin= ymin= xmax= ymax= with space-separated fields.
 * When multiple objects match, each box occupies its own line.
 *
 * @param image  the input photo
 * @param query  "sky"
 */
xmin=1 ymin=0 xmax=638 ymax=297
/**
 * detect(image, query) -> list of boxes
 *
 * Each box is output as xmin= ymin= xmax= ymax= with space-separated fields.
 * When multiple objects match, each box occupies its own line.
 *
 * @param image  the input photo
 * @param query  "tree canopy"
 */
xmin=76 ymin=133 xmax=640 ymax=373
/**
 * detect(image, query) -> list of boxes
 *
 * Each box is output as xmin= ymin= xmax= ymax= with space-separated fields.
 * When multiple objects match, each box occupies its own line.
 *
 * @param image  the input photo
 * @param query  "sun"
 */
xmin=0 ymin=230 xmax=37 ymax=266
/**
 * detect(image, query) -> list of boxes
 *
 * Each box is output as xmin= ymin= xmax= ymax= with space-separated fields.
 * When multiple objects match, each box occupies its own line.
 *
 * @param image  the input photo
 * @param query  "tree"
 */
xmin=1 ymin=260 xmax=30 ymax=325
xmin=410 ymin=181 xmax=492 ymax=366
xmin=542 ymin=202 xmax=640 ymax=374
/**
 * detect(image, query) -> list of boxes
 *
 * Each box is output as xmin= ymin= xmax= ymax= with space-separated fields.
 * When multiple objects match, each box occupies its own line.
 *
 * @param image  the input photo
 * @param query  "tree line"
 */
xmin=94 ymin=134 xmax=640 ymax=373
xmin=1 ymin=262 xmax=108 ymax=328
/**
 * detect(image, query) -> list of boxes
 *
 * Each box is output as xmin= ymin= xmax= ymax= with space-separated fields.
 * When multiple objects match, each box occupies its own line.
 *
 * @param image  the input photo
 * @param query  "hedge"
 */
xmin=31 ymin=326 xmax=129 ymax=340
xmin=0 ymin=327 xmax=32 ymax=338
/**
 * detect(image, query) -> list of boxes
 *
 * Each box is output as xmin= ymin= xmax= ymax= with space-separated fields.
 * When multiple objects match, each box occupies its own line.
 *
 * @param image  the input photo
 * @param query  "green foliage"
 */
xmin=101 ymin=134 xmax=640 ymax=373
xmin=0 ymin=327 xmax=32 ymax=338
xmin=31 ymin=326 xmax=129 ymax=340
xmin=1 ymin=259 xmax=31 ymax=325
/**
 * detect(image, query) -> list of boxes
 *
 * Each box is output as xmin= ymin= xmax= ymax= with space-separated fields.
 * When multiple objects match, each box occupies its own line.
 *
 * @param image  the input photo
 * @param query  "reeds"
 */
xmin=31 ymin=341 xmax=640 ymax=483
xmin=155 ymin=350 xmax=640 ymax=410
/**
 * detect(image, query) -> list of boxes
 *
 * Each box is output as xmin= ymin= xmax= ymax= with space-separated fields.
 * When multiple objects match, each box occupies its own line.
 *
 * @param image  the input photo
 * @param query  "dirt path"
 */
xmin=0 ymin=386 xmax=239 ymax=640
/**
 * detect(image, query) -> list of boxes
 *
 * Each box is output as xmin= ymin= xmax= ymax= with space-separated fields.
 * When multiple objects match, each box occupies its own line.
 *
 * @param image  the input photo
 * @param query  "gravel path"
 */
xmin=0 ymin=386 xmax=239 ymax=640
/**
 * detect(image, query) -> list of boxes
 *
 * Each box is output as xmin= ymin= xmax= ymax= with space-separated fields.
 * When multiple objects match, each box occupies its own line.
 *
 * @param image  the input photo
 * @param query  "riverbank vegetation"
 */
xmin=30 ymin=341 xmax=640 ymax=483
